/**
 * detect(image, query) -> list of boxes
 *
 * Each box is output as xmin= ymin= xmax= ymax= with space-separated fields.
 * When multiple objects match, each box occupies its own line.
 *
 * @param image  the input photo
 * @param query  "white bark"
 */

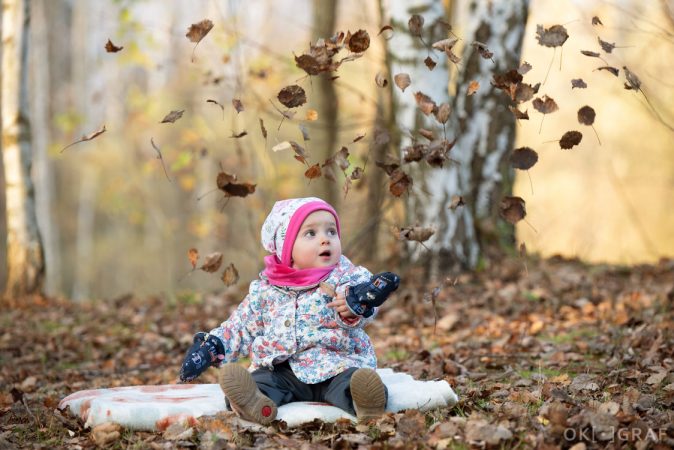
xmin=2 ymin=0 xmax=45 ymax=297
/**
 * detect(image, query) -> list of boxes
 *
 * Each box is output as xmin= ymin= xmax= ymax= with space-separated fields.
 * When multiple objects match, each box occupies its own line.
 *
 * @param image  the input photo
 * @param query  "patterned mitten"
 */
xmin=179 ymin=332 xmax=225 ymax=382
xmin=345 ymin=272 xmax=400 ymax=318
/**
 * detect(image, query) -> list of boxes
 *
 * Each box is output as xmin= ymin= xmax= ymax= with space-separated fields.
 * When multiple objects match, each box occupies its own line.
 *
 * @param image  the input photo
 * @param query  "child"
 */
xmin=179 ymin=197 xmax=399 ymax=424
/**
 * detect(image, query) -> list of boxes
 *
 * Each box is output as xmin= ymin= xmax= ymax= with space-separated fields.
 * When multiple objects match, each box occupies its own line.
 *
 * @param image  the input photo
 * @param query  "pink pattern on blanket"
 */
xmin=155 ymin=414 xmax=199 ymax=432
xmin=110 ymin=395 xmax=210 ymax=403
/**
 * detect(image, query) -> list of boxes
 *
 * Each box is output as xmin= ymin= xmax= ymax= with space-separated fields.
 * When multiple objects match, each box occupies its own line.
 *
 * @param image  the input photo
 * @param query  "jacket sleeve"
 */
xmin=208 ymin=280 xmax=265 ymax=363
xmin=334 ymin=263 xmax=377 ymax=329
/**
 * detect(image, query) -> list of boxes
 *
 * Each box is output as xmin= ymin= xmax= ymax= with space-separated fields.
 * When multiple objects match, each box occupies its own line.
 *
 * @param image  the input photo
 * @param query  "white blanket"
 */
xmin=59 ymin=369 xmax=458 ymax=430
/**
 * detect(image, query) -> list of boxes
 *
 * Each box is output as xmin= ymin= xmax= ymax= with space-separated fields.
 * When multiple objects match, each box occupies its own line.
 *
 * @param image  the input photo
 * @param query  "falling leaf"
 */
xmin=188 ymin=248 xmax=199 ymax=269
xmin=207 ymin=99 xmax=225 ymax=117
xmin=216 ymin=171 xmax=256 ymax=197
xmin=305 ymin=109 xmax=318 ymax=121
xmin=408 ymin=14 xmax=424 ymax=37
xmin=375 ymin=71 xmax=388 ymax=87
xmin=378 ymin=25 xmax=393 ymax=37
xmin=492 ymin=69 xmax=523 ymax=92
xmin=571 ymin=79 xmax=587 ymax=89
xmin=271 ymin=141 xmax=291 ymax=152
xmin=150 ymin=138 xmax=172 ymax=182
xmin=352 ymin=133 xmax=366 ymax=143
xmin=471 ymin=41 xmax=493 ymax=60
xmin=510 ymin=147 xmax=538 ymax=170
xmin=333 ymin=147 xmax=350 ymax=171
xmin=519 ymin=242 xmax=527 ymax=257
xmin=376 ymin=160 xmax=400 ymax=176
xmin=60 ymin=124 xmax=107 ymax=153
xmin=514 ymin=83 xmax=536 ymax=103
xmin=389 ymin=169 xmax=411 ymax=197
xmin=350 ymin=167 xmax=363 ymax=180
xmin=467 ymin=80 xmax=480 ymax=96
xmin=581 ymin=50 xmax=601 ymax=58
xmin=304 ymin=163 xmax=322 ymax=180
xmin=598 ymin=37 xmax=615 ymax=53
xmin=299 ymin=123 xmax=310 ymax=141
xmin=398 ymin=226 xmax=435 ymax=243
xmin=186 ymin=19 xmax=214 ymax=43
xmin=535 ymin=24 xmax=569 ymax=47
xmin=259 ymin=118 xmax=267 ymax=139
xmin=518 ymin=62 xmax=533 ymax=74
xmin=596 ymin=66 xmax=619 ymax=77
xmin=414 ymin=92 xmax=436 ymax=116
xmin=559 ymin=131 xmax=583 ymax=149
xmin=509 ymin=106 xmax=529 ymax=120
xmin=105 ymin=39 xmax=123 ymax=53
xmin=592 ymin=16 xmax=603 ymax=26
xmin=623 ymin=66 xmax=641 ymax=90
xmin=394 ymin=73 xmax=411 ymax=92
xmin=499 ymin=196 xmax=526 ymax=224
xmin=426 ymin=140 xmax=454 ymax=168
xmin=403 ymin=144 xmax=427 ymax=163
xmin=346 ymin=29 xmax=370 ymax=53
xmin=295 ymin=54 xmax=322 ymax=76
xmin=232 ymin=98 xmax=244 ymax=113
xmin=445 ymin=48 xmax=461 ymax=64
xmin=230 ymin=131 xmax=247 ymax=138
xmin=160 ymin=110 xmax=185 ymax=124
xmin=532 ymin=95 xmax=559 ymax=114
xmin=432 ymin=37 xmax=459 ymax=52
xmin=277 ymin=85 xmax=307 ymax=108
xmin=200 ymin=253 xmax=223 ymax=273
xmin=289 ymin=141 xmax=309 ymax=164
xmin=577 ymin=106 xmax=596 ymax=125
xmin=435 ymin=103 xmax=451 ymax=124
xmin=449 ymin=195 xmax=464 ymax=210
xmin=424 ymin=56 xmax=436 ymax=70
xmin=221 ymin=263 xmax=239 ymax=286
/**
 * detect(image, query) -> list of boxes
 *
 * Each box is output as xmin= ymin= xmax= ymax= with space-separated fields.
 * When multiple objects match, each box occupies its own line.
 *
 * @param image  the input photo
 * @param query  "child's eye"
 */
xmin=328 ymin=228 xmax=337 ymax=236
xmin=304 ymin=230 xmax=315 ymax=237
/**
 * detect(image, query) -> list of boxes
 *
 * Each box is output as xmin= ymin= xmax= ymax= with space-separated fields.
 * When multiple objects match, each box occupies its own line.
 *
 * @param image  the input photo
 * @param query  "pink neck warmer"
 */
xmin=262 ymin=201 xmax=341 ymax=287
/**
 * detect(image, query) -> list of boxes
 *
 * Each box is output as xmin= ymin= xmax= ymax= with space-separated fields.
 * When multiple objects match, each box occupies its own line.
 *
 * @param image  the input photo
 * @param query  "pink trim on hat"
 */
xmin=280 ymin=201 xmax=341 ymax=266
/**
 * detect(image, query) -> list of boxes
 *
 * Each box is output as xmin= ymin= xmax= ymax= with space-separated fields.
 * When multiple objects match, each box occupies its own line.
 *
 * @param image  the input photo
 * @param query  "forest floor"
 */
xmin=1 ymin=256 xmax=673 ymax=449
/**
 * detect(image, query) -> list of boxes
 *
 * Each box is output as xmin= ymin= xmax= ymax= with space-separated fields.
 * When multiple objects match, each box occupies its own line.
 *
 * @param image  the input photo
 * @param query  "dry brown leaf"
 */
xmin=402 ymin=144 xmax=427 ymax=163
xmin=598 ymin=37 xmax=615 ymax=53
xmin=510 ymin=147 xmax=538 ymax=170
xmin=623 ymin=66 xmax=641 ymax=91
xmin=394 ymin=73 xmax=411 ymax=92
xmin=432 ymin=37 xmax=459 ymax=52
xmin=305 ymin=163 xmax=322 ymax=180
xmin=352 ymin=133 xmax=366 ymax=143
xmin=418 ymin=128 xmax=435 ymax=140
xmin=289 ymin=141 xmax=309 ymax=163
xmin=509 ymin=106 xmax=529 ymax=120
xmin=60 ymin=124 xmax=107 ymax=153
xmin=259 ymin=118 xmax=267 ymax=139
xmin=347 ymin=29 xmax=370 ymax=53
xmin=414 ymin=92 xmax=437 ymax=116
xmin=559 ymin=130 xmax=582 ymax=149
xmin=188 ymin=248 xmax=199 ymax=269
xmin=532 ymin=95 xmax=559 ymax=114
xmin=596 ymin=66 xmax=619 ymax=77
xmin=389 ymin=169 xmax=411 ymax=197
xmin=216 ymin=171 xmax=257 ymax=197
xmin=200 ymin=253 xmax=223 ymax=273
xmin=105 ymin=39 xmax=123 ymax=53
xmin=221 ymin=263 xmax=239 ymax=286
xmin=535 ymin=24 xmax=569 ymax=47
xmin=467 ymin=80 xmax=480 ymax=96
xmin=592 ymin=16 xmax=603 ymax=26
xmin=378 ymin=25 xmax=394 ymax=37
xmin=581 ymin=50 xmax=601 ymax=58
xmin=500 ymin=196 xmax=526 ymax=224
xmin=571 ymin=78 xmax=587 ymax=89
xmin=375 ymin=71 xmax=388 ymax=87
xmin=449 ymin=195 xmax=465 ymax=210
xmin=277 ymin=85 xmax=307 ymax=108
xmin=305 ymin=109 xmax=318 ymax=121
xmin=160 ymin=110 xmax=185 ymax=124
xmin=577 ymin=106 xmax=596 ymax=125
xmin=424 ymin=56 xmax=437 ymax=70
xmin=350 ymin=167 xmax=363 ymax=180
xmin=435 ymin=103 xmax=451 ymax=124
xmin=408 ymin=14 xmax=424 ymax=37
xmin=518 ymin=61 xmax=533 ymax=74
xmin=232 ymin=98 xmax=244 ymax=113
xmin=185 ymin=19 xmax=214 ymax=43
xmin=398 ymin=226 xmax=435 ymax=243
xmin=472 ymin=41 xmax=493 ymax=60
xmin=230 ymin=130 xmax=247 ymax=139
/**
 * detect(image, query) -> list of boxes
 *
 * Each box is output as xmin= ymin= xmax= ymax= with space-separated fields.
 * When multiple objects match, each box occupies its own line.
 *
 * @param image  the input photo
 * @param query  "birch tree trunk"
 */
xmin=427 ymin=0 xmax=530 ymax=271
xmin=2 ymin=0 xmax=45 ymax=298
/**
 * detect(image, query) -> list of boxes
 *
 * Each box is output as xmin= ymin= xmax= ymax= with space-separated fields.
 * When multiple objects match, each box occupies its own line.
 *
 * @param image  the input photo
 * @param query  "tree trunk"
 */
xmin=311 ymin=0 xmax=339 ymax=207
xmin=2 ymin=0 xmax=45 ymax=299
xmin=429 ymin=0 xmax=530 ymax=272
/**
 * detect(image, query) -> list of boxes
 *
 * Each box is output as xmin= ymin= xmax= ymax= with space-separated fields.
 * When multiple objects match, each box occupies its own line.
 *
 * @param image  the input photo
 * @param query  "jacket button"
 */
xmin=284 ymin=319 xmax=291 ymax=327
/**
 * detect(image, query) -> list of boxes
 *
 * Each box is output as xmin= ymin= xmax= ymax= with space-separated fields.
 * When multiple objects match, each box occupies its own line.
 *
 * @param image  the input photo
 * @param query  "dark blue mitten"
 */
xmin=345 ymin=272 xmax=400 ymax=318
xmin=179 ymin=332 xmax=225 ymax=382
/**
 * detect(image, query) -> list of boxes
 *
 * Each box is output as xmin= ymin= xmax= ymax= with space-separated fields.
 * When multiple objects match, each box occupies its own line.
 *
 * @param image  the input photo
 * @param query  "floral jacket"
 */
xmin=208 ymin=255 xmax=377 ymax=384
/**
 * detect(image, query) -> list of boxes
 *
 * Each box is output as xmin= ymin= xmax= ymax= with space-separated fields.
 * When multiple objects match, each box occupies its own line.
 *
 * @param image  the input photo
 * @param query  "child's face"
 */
xmin=291 ymin=210 xmax=341 ymax=269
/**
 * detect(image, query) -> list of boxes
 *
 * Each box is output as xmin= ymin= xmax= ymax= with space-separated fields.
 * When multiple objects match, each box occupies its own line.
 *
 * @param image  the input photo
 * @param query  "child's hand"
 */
xmin=326 ymin=290 xmax=357 ymax=320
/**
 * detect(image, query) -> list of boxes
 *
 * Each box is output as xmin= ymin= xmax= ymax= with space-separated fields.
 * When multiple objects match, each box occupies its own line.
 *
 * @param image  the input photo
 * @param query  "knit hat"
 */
xmin=261 ymin=197 xmax=341 ymax=266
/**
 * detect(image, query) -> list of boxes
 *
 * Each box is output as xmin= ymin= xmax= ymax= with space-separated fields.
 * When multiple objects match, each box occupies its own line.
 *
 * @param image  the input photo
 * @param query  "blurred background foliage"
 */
xmin=3 ymin=0 xmax=673 ymax=300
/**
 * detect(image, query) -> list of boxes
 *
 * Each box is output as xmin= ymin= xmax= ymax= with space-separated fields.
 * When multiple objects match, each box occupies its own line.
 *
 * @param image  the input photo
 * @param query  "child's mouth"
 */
xmin=319 ymin=250 xmax=331 ymax=258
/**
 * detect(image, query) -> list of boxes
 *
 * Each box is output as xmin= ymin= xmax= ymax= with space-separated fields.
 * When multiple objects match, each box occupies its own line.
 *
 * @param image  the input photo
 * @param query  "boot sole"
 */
xmin=219 ymin=364 xmax=277 ymax=425
xmin=350 ymin=368 xmax=386 ymax=422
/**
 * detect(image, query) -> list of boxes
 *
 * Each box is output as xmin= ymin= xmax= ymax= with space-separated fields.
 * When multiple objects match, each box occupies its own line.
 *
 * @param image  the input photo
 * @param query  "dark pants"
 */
xmin=249 ymin=361 xmax=387 ymax=416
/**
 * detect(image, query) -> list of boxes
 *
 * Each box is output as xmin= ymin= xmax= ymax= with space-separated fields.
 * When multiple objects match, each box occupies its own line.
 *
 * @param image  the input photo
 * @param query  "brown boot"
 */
xmin=350 ymin=368 xmax=387 ymax=422
xmin=219 ymin=363 xmax=277 ymax=425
